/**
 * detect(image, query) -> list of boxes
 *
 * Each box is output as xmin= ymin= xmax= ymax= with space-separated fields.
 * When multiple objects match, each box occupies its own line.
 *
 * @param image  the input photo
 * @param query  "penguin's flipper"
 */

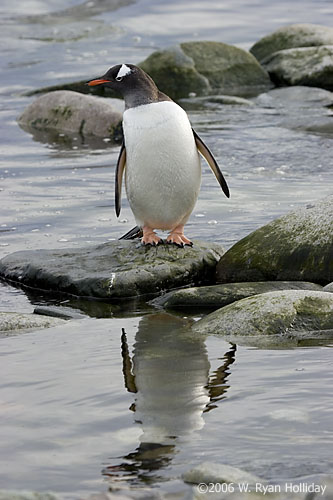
xmin=193 ymin=129 xmax=230 ymax=198
xmin=115 ymin=142 xmax=127 ymax=217
xmin=119 ymin=226 xmax=143 ymax=240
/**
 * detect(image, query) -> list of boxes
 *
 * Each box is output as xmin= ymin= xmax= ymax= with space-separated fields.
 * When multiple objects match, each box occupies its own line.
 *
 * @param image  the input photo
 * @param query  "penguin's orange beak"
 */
xmin=87 ymin=78 xmax=110 ymax=86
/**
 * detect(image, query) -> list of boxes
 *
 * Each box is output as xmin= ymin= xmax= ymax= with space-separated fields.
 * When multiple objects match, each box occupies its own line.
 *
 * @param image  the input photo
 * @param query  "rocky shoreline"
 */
xmin=1 ymin=194 xmax=332 ymax=344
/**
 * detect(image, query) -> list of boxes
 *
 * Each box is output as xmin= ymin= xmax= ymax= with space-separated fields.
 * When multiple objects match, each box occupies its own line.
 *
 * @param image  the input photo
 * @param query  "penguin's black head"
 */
xmin=88 ymin=64 xmax=168 ymax=108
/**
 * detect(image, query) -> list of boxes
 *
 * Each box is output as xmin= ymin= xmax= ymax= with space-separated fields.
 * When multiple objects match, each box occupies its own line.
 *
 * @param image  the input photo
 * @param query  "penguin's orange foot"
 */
xmin=141 ymin=228 xmax=163 ymax=246
xmin=166 ymin=231 xmax=193 ymax=248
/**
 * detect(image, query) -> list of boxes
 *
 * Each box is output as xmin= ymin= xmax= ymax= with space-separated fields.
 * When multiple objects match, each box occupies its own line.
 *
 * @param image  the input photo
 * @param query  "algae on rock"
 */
xmin=216 ymin=196 xmax=333 ymax=285
xmin=192 ymin=290 xmax=333 ymax=339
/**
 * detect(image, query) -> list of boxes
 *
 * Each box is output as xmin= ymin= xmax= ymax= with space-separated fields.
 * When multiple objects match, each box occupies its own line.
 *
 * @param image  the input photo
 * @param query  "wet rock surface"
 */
xmin=19 ymin=91 xmax=123 ymax=140
xmin=0 ymin=493 xmax=60 ymax=500
xmin=0 ymin=312 xmax=65 ymax=336
xmin=262 ymin=45 xmax=333 ymax=91
xmin=183 ymin=461 xmax=263 ymax=485
xmin=216 ymin=196 xmax=333 ymax=284
xmin=152 ymin=281 xmax=323 ymax=310
xmin=192 ymin=290 xmax=333 ymax=340
xmin=250 ymin=23 xmax=333 ymax=64
xmin=139 ymin=41 xmax=271 ymax=99
xmin=0 ymin=240 xmax=224 ymax=300
xmin=324 ymin=282 xmax=333 ymax=292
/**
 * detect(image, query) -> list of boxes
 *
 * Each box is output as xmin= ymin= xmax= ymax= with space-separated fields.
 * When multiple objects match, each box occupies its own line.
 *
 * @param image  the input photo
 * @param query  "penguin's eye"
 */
xmin=116 ymin=76 xmax=123 ymax=82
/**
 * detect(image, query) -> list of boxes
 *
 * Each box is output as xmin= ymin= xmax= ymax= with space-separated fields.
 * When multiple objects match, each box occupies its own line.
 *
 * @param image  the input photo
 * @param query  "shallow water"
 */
xmin=1 ymin=0 xmax=333 ymax=497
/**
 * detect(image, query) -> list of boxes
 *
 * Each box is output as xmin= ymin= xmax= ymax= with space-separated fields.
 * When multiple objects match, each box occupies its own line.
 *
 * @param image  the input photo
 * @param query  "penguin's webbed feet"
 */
xmin=141 ymin=227 xmax=163 ymax=246
xmin=166 ymin=229 xmax=193 ymax=248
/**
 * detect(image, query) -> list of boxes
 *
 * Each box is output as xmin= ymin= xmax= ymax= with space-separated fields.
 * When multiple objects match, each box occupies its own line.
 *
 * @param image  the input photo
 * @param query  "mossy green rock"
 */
xmin=139 ymin=41 xmax=271 ymax=99
xmin=0 ymin=240 xmax=224 ymax=300
xmin=19 ymin=90 xmax=123 ymax=139
xmin=181 ymin=41 xmax=271 ymax=94
xmin=152 ymin=281 xmax=323 ymax=310
xmin=192 ymin=290 xmax=333 ymax=338
xmin=261 ymin=45 xmax=333 ymax=90
xmin=216 ymin=196 xmax=333 ymax=284
xmin=250 ymin=23 xmax=333 ymax=63
xmin=139 ymin=45 xmax=210 ymax=100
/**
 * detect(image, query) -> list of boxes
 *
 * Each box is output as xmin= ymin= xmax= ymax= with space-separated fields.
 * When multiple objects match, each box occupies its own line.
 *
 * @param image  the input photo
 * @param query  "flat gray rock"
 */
xmin=0 ymin=240 xmax=224 ymax=300
xmin=192 ymin=290 xmax=333 ymax=341
xmin=0 ymin=493 xmax=60 ymax=500
xmin=216 ymin=196 xmax=333 ymax=284
xmin=0 ymin=312 xmax=65 ymax=336
xmin=152 ymin=281 xmax=323 ymax=309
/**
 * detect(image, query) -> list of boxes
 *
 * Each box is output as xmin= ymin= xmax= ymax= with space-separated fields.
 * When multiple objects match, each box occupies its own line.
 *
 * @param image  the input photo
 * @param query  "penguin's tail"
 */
xmin=119 ymin=225 xmax=143 ymax=240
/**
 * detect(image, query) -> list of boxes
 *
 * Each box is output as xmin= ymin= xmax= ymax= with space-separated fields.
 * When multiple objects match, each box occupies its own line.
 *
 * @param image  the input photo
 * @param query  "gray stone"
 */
xmin=216 ymin=196 xmax=333 ymax=285
xmin=0 ymin=492 xmax=59 ymax=500
xmin=250 ymin=23 xmax=333 ymax=63
xmin=183 ymin=461 xmax=263 ymax=485
xmin=0 ymin=312 xmax=65 ymax=336
xmin=323 ymin=282 xmax=333 ymax=292
xmin=192 ymin=290 xmax=333 ymax=341
xmin=0 ymin=240 xmax=224 ymax=300
xmin=19 ymin=90 xmax=123 ymax=139
xmin=139 ymin=42 xmax=271 ymax=99
xmin=152 ymin=281 xmax=323 ymax=310
xmin=139 ymin=45 xmax=211 ymax=100
xmin=33 ymin=305 xmax=87 ymax=319
xmin=181 ymin=41 xmax=271 ymax=95
xmin=262 ymin=45 xmax=333 ymax=91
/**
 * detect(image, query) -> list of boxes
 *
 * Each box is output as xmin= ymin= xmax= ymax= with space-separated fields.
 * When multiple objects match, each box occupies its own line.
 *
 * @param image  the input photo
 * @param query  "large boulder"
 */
xmin=262 ymin=45 xmax=333 ymax=90
xmin=140 ymin=41 xmax=271 ymax=99
xmin=216 ymin=196 xmax=333 ymax=285
xmin=139 ymin=45 xmax=210 ymax=100
xmin=152 ymin=281 xmax=323 ymax=310
xmin=250 ymin=24 xmax=333 ymax=91
xmin=192 ymin=290 xmax=333 ymax=340
xmin=0 ymin=240 xmax=224 ymax=300
xmin=19 ymin=90 xmax=123 ymax=140
xmin=0 ymin=312 xmax=65 ymax=336
xmin=250 ymin=24 xmax=333 ymax=63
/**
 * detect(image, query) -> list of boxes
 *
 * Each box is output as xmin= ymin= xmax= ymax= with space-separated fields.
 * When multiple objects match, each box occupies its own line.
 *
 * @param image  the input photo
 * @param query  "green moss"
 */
xmin=51 ymin=106 xmax=73 ymax=119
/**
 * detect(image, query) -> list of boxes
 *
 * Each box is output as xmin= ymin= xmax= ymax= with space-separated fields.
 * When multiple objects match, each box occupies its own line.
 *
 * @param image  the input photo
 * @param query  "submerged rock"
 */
xmin=152 ymin=281 xmax=323 ymax=309
xmin=183 ymin=461 xmax=263 ymax=485
xmin=0 ymin=240 xmax=224 ymax=300
xmin=19 ymin=90 xmax=123 ymax=140
xmin=0 ymin=312 xmax=65 ymax=335
xmin=216 ymin=196 xmax=333 ymax=284
xmin=250 ymin=23 xmax=333 ymax=64
xmin=139 ymin=41 xmax=271 ymax=99
xmin=192 ymin=290 xmax=333 ymax=339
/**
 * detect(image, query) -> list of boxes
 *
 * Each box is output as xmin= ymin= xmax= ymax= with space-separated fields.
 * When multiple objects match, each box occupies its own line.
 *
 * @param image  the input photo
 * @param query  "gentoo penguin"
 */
xmin=88 ymin=64 xmax=229 ymax=247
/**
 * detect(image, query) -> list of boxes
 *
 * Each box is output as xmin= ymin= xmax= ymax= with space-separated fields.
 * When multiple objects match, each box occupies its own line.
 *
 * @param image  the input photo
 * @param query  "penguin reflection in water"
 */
xmin=88 ymin=64 xmax=229 ymax=247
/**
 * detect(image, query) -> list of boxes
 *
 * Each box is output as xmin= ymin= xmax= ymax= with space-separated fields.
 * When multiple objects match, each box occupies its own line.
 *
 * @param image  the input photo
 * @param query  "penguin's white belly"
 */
xmin=123 ymin=101 xmax=201 ymax=230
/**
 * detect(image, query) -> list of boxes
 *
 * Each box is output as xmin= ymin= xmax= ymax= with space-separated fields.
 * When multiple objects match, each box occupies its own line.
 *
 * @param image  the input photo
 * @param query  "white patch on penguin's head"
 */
xmin=116 ymin=64 xmax=132 ymax=79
